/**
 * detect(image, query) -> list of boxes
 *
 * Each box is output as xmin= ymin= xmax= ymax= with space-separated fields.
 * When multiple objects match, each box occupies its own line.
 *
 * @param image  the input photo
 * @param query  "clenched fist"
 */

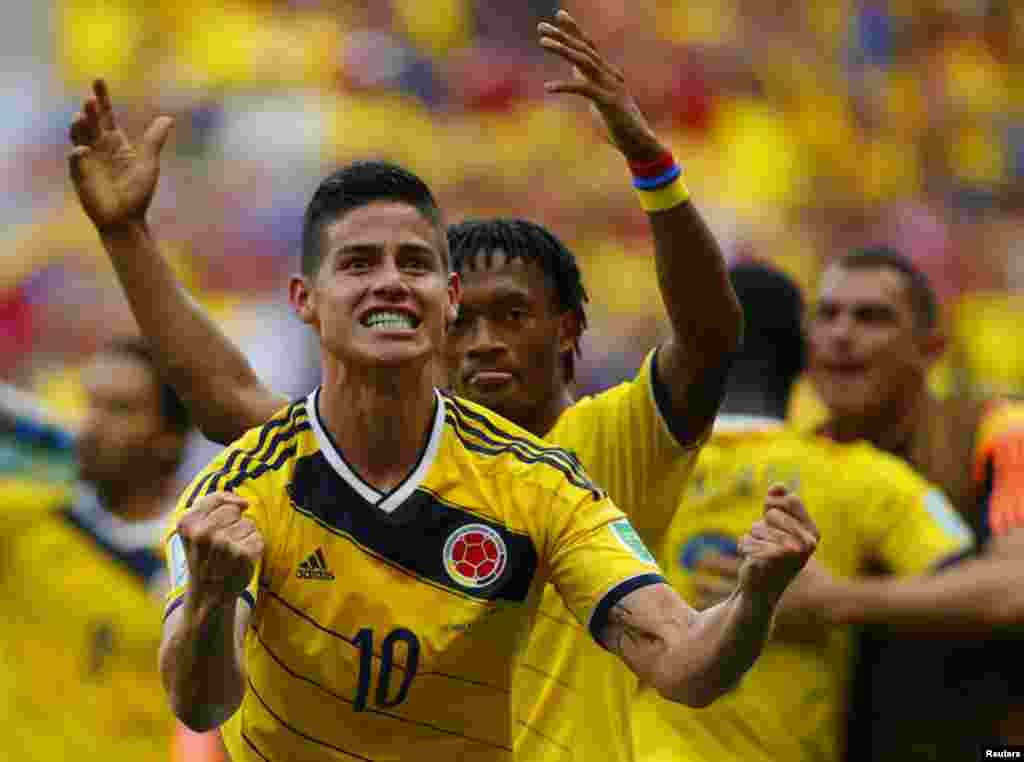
xmin=737 ymin=484 xmax=819 ymax=604
xmin=175 ymin=492 xmax=264 ymax=606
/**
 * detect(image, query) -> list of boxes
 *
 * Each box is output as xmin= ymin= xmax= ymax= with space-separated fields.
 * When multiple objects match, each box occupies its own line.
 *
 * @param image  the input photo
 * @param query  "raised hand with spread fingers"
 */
xmin=68 ymin=79 xmax=174 ymax=233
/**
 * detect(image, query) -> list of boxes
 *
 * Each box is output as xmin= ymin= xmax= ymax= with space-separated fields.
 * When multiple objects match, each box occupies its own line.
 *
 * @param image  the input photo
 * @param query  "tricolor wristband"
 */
xmin=630 ymin=152 xmax=690 ymax=212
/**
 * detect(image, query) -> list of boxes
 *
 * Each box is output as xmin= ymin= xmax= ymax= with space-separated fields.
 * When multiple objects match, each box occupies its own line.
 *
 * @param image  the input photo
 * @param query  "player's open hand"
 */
xmin=736 ymin=485 xmax=819 ymax=605
xmin=538 ymin=10 xmax=663 ymax=162
xmin=175 ymin=492 xmax=263 ymax=607
xmin=68 ymin=79 xmax=174 ymax=232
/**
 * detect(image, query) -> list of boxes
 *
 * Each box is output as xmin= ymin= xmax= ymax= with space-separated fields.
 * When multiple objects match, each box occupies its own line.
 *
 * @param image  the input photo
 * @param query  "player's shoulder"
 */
xmin=442 ymin=393 xmax=604 ymax=499
xmin=569 ymin=349 xmax=656 ymax=413
xmin=219 ymin=397 xmax=312 ymax=466
xmin=0 ymin=476 xmax=75 ymax=519
xmin=182 ymin=399 xmax=312 ymax=507
xmin=827 ymin=437 xmax=933 ymax=493
xmin=707 ymin=419 xmax=818 ymax=459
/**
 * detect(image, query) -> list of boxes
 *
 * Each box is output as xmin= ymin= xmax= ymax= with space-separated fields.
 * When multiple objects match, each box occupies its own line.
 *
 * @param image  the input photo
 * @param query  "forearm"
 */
xmin=655 ymin=589 xmax=775 ymax=707
xmin=99 ymin=222 xmax=271 ymax=443
xmin=831 ymin=559 xmax=1024 ymax=634
xmin=649 ymin=201 xmax=743 ymax=360
xmin=160 ymin=595 xmax=247 ymax=732
xmin=632 ymin=152 xmax=742 ymax=440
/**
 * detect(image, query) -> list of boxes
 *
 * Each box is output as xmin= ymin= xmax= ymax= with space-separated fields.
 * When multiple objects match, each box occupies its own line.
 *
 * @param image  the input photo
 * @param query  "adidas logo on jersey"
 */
xmin=296 ymin=548 xmax=335 ymax=580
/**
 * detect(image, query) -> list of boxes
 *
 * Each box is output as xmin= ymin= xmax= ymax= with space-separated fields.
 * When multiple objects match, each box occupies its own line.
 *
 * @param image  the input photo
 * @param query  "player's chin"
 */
xmin=355 ymin=336 xmax=434 ymax=366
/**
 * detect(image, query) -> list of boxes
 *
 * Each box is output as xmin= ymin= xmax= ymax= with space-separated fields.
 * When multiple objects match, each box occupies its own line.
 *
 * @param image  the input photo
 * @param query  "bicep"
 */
xmin=596 ymin=582 xmax=697 ymax=682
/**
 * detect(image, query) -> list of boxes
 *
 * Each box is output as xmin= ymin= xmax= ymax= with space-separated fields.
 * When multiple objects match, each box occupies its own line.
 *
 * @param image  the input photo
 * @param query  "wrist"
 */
xmin=97 ymin=217 xmax=150 ymax=240
xmin=734 ymin=585 xmax=782 ymax=622
xmin=184 ymin=588 xmax=239 ymax=622
xmin=629 ymin=150 xmax=690 ymax=213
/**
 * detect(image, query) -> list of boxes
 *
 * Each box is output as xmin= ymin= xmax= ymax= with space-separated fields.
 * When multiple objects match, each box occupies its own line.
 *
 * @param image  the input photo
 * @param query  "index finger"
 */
xmin=93 ymin=79 xmax=117 ymax=131
xmin=766 ymin=490 xmax=818 ymax=537
xmin=555 ymin=10 xmax=595 ymax=49
xmin=190 ymin=491 xmax=249 ymax=516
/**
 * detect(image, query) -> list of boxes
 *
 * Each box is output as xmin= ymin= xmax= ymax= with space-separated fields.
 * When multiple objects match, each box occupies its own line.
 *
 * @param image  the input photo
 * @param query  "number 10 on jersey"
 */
xmin=353 ymin=628 xmax=420 ymax=712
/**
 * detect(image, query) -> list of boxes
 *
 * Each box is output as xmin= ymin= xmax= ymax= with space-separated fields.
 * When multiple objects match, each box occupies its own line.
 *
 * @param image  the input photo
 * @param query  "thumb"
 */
xmin=142 ymin=116 xmax=175 ymax=158
xmin=68 ymin=145 xmax=92 ymax=185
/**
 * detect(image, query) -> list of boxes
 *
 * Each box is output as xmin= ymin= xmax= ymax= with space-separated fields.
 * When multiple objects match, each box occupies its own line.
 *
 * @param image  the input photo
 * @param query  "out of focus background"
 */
xmin=2 ymin=0 xmax=1023 ymax=475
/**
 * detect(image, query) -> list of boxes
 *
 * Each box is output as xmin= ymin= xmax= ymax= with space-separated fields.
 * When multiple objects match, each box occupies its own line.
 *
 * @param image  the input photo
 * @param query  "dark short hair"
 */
xmin=447 ymin=218 xmax=589 ymax=383
xmin=300 ymin=160 xmax=447 ymax=277
xmin=102 ymin=338 xmax=191 ymax=435
xmin=835 ymin=247 xmax=938 ymax=333
xmin=729 ymin=262 xmax=807 ymax=389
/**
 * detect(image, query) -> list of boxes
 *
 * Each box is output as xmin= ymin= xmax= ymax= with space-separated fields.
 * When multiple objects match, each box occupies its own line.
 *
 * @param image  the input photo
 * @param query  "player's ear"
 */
xmin=290 ymin=274 xmax=317 ymax=326
xmin=446 ymin=271 xmax=461 ymax=325
xmin=557 ymin=309 xmax=580 ymax=357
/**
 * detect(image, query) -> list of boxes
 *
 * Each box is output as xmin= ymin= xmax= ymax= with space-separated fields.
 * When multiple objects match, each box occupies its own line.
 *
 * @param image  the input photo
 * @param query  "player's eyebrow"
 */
xmin=332 ymin=241 xmax=436 ymax=257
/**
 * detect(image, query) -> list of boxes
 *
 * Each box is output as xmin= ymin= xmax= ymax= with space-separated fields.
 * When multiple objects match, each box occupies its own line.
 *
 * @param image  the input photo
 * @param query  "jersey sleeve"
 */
xmin=856 ymin=451 xmax=975 ymax=574
xmin=163 ymin=444 xmax=272 ymax=620
xmin=557 ymin=349 xmax=708 ymax=549
xmin=973 ymin=400 xmax=1024 ymax=538
xmin=542 ymin=483 xmax=667 ymax=646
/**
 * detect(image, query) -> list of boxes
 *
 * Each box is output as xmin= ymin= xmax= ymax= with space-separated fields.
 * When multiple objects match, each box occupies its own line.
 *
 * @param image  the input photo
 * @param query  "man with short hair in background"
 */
xmin=0 ymin=338 xmax=192 ymax=762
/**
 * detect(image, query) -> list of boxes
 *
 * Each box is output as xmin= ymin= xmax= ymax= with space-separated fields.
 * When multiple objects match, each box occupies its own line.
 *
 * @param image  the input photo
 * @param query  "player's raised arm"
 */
xmin=599 ymin=486 xmax=817 ymax=706
xmin=158 ymin=492 xmax=262 ymax=732
xmin=68 ymin=79 xmax=287 ymax=444
xmin=538 ymin=11 xmax=742 ymax=443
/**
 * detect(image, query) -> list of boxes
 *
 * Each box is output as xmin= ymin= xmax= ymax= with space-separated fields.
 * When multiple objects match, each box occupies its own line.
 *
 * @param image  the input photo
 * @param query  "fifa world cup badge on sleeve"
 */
xmin=610 ymin=519 xmax=657 ymax=564
xmin=168 ymin=534 xmax=189 ymax=588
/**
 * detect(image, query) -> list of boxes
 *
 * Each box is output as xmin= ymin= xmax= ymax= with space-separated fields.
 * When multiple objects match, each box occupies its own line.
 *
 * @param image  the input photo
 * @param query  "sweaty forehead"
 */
xmin=458 ymin=249 xmax=554 ymax=301
xmin=818 ymin=265 xmax=911 ymax=310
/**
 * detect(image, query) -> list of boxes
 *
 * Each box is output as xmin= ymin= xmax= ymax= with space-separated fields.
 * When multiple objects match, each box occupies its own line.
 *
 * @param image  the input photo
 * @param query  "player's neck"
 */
xmin=95 ymin=478 xmax=174 ymax=523
xmin=534 ymin=384 xmax=576 ymax=438
xmin=318 ymin=359 xmax=439 ymax=492
xmin=827 ymin=388 xmax=931 ymax=455
xmin=719 ymin=383 xmax=788 ymax=421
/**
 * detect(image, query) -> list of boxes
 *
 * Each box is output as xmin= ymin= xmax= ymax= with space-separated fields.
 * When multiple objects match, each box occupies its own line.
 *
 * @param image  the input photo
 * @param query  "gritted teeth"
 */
xmin=362 ymin=309 xmax=419 ymax=329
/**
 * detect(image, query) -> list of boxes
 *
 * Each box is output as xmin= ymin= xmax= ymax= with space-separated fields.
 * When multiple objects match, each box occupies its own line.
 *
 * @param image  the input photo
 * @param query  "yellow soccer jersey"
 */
xmin=165 ymin=390 xmax=666 ymax=762
xmin=0 ymin=482 xmax=173 ymax=762
xmin=514 ymin=349 xmax=707 ymax=762
xmin=632 ymin=416 xmax=974 ymax=762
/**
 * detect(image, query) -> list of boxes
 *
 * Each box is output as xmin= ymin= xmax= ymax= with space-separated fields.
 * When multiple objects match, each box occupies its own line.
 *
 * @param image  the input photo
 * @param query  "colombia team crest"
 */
xmin=443 ymin=524 xmax=508 ymax=588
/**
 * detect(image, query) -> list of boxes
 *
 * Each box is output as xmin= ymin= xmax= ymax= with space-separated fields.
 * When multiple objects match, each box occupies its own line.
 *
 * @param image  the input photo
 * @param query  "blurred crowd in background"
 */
xmin=1 ymin=0 xmax=1022 ymax=476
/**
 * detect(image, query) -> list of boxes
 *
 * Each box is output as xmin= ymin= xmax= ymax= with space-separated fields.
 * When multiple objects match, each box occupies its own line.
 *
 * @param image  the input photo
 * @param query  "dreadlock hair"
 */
xmin=447 ymin=218 xmax=589 ymax=383
xmin=301 ymin=161 xmax=447 ymax=277
xmin=835 ymin=247 xmax=938 ymax=334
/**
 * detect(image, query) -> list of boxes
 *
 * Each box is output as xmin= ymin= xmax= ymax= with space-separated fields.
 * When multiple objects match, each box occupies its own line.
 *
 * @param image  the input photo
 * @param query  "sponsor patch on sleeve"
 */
xmin=610 ymin=518 xmax=658 ymax=564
